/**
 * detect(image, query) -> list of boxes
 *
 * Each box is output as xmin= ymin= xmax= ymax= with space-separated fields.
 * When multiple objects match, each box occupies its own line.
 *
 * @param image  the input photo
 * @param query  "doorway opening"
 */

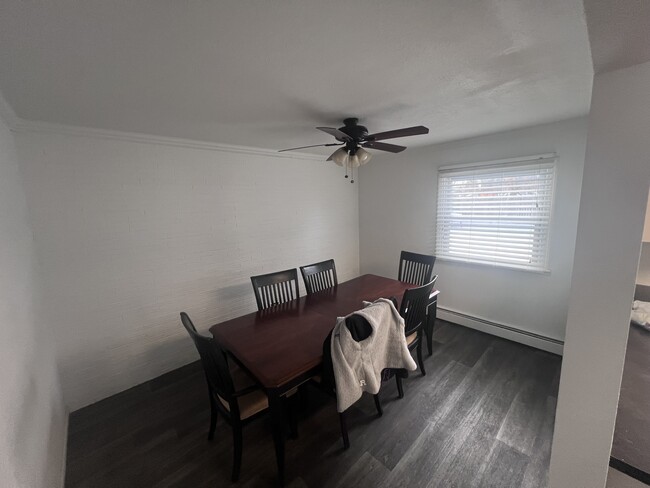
xmin=609 ymin=189 xmax=650 ymax=487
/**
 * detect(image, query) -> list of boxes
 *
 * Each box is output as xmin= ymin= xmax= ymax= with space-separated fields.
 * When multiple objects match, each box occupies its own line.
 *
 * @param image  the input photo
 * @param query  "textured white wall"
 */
xmin=549 ymin=61 xmax=650 ymax=488
xmin=0 ymin=115 xmax=66 ymax=486
xmin=15 ymin=130 xmax=360 ymax=411
xmin=359 ymin=118 xmax=587 ymax=346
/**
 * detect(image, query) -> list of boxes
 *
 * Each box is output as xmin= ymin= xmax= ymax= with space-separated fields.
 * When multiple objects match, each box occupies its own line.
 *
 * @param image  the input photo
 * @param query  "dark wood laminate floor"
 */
xmin=612 ymin=324 xmax=650 ymax=477
xmin=65 ymin=321 xmax=561 ymax=488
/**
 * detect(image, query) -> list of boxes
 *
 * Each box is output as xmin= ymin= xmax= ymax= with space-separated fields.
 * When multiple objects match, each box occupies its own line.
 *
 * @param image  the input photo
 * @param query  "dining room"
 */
xmin=51 ymin=116 xmax=577 ymax=487
xmin=2 ymin=1 xmax=650 ymax=488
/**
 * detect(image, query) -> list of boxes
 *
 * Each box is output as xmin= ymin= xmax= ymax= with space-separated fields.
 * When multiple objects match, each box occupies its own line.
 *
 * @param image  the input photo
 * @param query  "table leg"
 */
xmin=269 ymin=390 xmax=285 ymax=486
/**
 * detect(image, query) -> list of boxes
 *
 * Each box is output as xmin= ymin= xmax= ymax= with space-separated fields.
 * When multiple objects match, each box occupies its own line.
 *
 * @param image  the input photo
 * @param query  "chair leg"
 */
xmin=231 ymin=424 xmax=243 ymax=482
xmin=426 ymin=307 xmax=436 ymax=357
xmin=373 ymin=393 xmax=383 ymax=417
xmin=208 ymin=397 xmax=218 ymax=441
xmin=339 ymin=411 xmax=350 ymax=450
xmin=417 ymin=342 xmax=426 ymax=376
xmin=396 ymin=374 xmax=404 ymax=399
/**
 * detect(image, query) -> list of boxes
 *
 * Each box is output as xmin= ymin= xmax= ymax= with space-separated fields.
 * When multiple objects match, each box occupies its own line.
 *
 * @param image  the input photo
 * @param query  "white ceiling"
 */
xmin=0 ymin=0 xmax=593 ymax=153
xmin=583 ymin=0 xmax=650 ymax=74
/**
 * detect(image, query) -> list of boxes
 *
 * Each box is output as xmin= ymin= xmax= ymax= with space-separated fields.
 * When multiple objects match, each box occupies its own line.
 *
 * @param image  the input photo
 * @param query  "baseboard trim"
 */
xmin=610 ymin=457 xmax=650 ymax=486
xmin=437 ymin=306 xmax=564 ymax=355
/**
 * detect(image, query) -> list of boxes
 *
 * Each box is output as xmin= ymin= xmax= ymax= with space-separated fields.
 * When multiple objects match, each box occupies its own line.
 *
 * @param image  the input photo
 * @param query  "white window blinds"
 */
xmin=435 ymin=155 xmax=556 ymax=271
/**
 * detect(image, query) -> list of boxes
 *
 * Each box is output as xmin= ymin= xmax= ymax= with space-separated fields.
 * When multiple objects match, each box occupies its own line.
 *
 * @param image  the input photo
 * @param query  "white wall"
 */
xmin=359 ymin=117 xmax=588 ymax=350
xmin=15 ymin=128 xmax=360 ymax=410
xmin=0 ymin=115 xmax=66 ymax=485
xmin=549 ymin=61 xmax=650 ymax=488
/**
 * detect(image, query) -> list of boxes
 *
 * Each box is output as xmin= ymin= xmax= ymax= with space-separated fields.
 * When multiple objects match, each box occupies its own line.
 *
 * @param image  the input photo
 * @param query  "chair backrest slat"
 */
xmin=300 ymin=259 xmax=338 ymax=295
xmin=250 ymin=268 xmax=300 ymax=311
xmin=180 ymin=312 xmax=235 ymax=402
xmin=398 ymin=251 xmax=436 ymax=286
xmin=400 ymin=279 xmax=436 ymax=337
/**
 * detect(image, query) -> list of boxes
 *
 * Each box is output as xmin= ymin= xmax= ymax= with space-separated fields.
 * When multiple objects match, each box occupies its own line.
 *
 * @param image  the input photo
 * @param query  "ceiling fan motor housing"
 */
xmin=339 ymin=117 xmax=369 ymax=143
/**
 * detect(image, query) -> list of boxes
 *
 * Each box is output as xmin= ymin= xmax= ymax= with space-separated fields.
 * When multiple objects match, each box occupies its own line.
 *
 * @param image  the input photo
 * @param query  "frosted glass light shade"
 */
xmin=330 ymin=147 xmax=373 ymax=169
xmin=356 ymin=148 xmax=372 ymax=165
xmin=331 ymin=148 xmax=348 ymax=166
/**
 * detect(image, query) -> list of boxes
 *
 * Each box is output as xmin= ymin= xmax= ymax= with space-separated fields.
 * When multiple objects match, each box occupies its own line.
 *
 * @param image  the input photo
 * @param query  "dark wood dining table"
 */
xmin=209 ymin=274 xmax=439 ymax=485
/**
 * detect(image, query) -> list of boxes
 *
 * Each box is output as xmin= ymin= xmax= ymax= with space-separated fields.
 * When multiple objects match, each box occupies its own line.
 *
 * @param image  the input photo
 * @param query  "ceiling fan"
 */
xmin=279 ymin=118 xmax=429 ymax=182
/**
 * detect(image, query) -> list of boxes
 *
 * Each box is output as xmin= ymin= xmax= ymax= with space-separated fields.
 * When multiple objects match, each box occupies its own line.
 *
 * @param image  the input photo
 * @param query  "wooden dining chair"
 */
xmin=398 ymin=250 xmax=436 ymax=286
xmin=300 ymin=259 xmax=338 ymax=295
xmin=400 ymin=279 xmax=436 ymax=377
xmin=180 ymin=312 xmax=272 ymax=482
xmin=399 ymin=251 xmax=439 ymax=357
xmin=319 ymin=317 xmax=383 ymax=450
xmin=250 ymin=268 xmax=300 ymax=311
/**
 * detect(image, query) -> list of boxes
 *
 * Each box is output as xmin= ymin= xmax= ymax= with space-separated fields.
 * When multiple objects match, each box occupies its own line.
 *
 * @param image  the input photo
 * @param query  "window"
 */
xmin=435 ymin=154 xmax=556 ymax=272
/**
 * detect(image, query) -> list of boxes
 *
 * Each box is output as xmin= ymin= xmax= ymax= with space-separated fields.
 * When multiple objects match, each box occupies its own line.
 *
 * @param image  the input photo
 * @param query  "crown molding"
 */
xmin=9 ymin=118 xmax=325 ymax=161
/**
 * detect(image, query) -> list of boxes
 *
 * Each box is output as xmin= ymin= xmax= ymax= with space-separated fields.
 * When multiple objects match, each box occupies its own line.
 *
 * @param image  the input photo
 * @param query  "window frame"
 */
xmin=435 ymin=153 xmax=557 ymax=273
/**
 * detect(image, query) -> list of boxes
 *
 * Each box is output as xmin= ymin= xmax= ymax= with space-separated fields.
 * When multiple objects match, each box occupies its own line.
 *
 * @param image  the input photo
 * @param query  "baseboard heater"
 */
xmin=610 ymin=457 xmax=650 ymax=485
xmin=437 ymin=306 xmax=564 ymax=354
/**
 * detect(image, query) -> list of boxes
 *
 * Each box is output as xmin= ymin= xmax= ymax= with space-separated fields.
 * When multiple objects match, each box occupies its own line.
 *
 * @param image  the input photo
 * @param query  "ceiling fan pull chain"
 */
xmin=345 ymin=160 xmax=349 ymax=179
xmin=351 ymin=165 xmax=354 ymax=184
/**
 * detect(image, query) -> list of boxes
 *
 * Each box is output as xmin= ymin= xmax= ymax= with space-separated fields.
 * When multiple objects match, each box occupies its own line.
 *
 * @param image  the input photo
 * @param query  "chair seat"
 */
xmin=406 ymin=331 xmax=417 ymax=346
xmin=217 ymin=365 xmax=299 ymax=420
xmin=214 ymin=366 xmax=269 ymax=419
xmin=217 ymin=389 xmax=269 ymax=420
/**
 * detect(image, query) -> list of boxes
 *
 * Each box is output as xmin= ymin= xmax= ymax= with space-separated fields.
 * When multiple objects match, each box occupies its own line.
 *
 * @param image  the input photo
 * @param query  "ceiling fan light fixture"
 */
xmin=356 ymin=148 xmax=372 ymax=166
xmin=331 ymin=148 xmax=348 ymax=166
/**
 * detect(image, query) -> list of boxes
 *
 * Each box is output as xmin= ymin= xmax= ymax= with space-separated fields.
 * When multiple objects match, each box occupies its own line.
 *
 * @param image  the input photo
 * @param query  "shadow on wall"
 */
xmin=62 ymin=330 xmax=196 ymax=411
xmin=211 ymin=281 xmax=257 ymax=319
xmin=141 ymin=334 xmax=199 ymax=380
xmin=43 ymin=392 xmax=67 ymax=486
xmin=60 ymin=279 xmax=259 ymax=410
xmin=636 ymin=243 xmax=650 ymax=285
xmin=12 ymin=368 xmax=66 ymax=487
xmin=13 ymin=375 xmax=40 ymax=484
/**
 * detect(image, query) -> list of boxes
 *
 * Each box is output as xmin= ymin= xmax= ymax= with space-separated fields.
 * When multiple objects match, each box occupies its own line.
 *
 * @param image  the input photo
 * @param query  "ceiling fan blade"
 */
xmin=278 ymin=142 xmax=343 ymax=152
xmin=317 ymin=127 xmax=352 ymax=141
xmin=365 ymin=125 xmax=429 ymax=141
xmin=362 ymin=141 xmax=407 ymax=153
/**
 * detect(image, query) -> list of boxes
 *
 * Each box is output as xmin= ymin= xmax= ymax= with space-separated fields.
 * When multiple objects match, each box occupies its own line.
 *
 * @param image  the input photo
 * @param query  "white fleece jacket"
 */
xmin=331 ymin=298 xmax=417 ymax=412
